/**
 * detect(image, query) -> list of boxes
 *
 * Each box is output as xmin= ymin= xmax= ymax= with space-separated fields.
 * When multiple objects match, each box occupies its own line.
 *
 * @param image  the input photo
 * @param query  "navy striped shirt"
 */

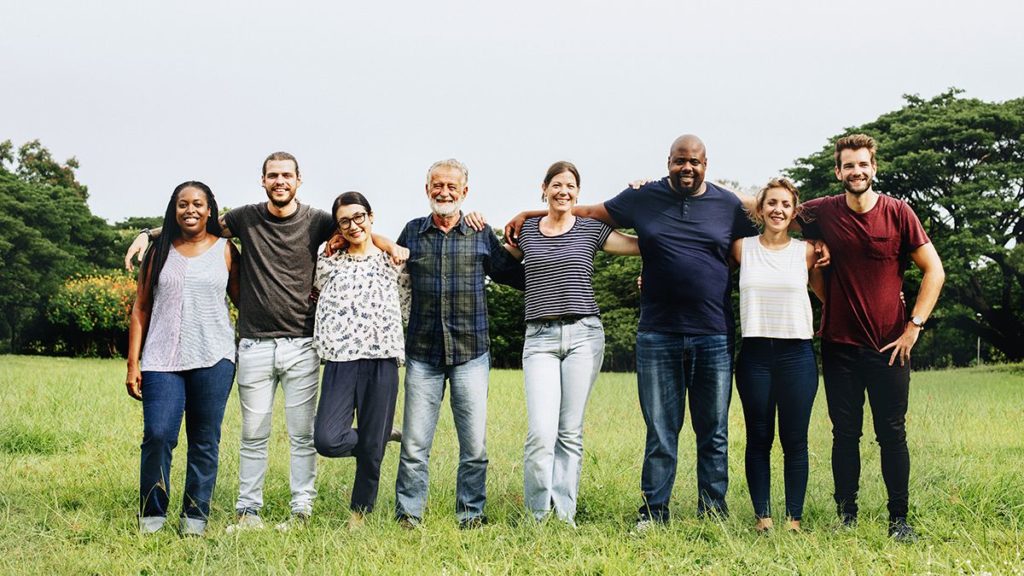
xmin=518 ymin=216 xmax=612 ymax=321
xmin=398 ymin=215 xmax=525 ymax=366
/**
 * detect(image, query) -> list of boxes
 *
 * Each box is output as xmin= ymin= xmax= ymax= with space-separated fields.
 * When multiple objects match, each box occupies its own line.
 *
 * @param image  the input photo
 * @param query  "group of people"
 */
xmin=124 ymin=132 xmax=944 ymax=543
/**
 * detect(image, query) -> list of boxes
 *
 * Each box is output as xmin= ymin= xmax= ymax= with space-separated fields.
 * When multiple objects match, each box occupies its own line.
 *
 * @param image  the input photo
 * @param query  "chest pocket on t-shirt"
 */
xmin=866 ymin=234 xmax=898 ymax=260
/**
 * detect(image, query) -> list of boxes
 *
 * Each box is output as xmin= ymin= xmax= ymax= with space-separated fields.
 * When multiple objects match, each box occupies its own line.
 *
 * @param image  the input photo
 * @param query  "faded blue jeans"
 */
xmin=636 ymin=331 xmax=732 ymax=521
xmin=522 ymin=316 xmax=605 ymax=524
xmin=395 ymin=352 xmax=490 ymax=523
xmin=140 ymin=358 xmax=235 ymax=531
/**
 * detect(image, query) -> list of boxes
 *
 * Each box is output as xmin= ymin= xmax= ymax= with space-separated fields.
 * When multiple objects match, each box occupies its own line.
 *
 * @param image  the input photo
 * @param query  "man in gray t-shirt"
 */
xmin=125 ymin=151 xmax=404 ymax=532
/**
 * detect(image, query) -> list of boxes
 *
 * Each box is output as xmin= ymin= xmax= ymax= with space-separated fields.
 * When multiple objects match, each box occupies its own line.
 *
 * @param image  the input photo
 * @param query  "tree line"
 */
xmin=2 ymin=89 xmax=1021 ymax=367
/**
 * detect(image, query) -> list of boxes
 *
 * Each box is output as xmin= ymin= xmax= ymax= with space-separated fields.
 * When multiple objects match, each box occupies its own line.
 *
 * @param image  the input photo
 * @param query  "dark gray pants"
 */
xmin=314 ymin=359 xmax=399 ymax=513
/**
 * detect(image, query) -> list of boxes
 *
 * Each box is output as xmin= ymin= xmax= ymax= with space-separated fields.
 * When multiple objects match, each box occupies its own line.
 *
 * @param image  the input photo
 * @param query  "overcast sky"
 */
xmin=5 ymin=0 xmax=1023 ymax=238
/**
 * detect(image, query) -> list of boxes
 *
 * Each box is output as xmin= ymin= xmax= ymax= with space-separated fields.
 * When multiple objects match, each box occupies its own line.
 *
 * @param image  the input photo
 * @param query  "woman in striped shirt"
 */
xmin=504 ymin=161 xmax=639 ymax=525
xmin=731 ymin=177 xmax=825 ymax=533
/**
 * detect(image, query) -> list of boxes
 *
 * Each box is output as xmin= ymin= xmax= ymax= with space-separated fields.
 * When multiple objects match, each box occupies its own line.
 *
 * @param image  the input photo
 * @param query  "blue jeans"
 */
xmin=522 ymin=316 xmax=605 ymax=523
xmin=735 ymin=338 xmax=818 ymax=520
xmin=395 ymin=352 xmax=490 ymax=522
xmin=636 ymin=331 xmax=732 ymax=520
xmin=140 ymin=358 xmax=235 ymax=526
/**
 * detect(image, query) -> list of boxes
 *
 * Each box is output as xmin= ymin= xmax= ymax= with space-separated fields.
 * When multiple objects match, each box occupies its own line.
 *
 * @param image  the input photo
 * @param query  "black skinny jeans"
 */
xmin=736 ymin=338 xmax=818 ymax=520
xmin=822 ymin=341 xmax=911 ymax=521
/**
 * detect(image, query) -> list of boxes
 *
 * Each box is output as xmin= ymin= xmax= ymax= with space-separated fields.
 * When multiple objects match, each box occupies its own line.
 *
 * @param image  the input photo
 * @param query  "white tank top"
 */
xmin=738 ymin=236 xmax=814 ymax=340
xmin=141 ymin=238 xmax=235 ymax=371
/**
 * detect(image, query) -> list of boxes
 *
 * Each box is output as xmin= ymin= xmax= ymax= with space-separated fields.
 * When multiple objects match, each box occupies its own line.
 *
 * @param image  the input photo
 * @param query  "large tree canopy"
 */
xmin=787 ymin=89 xmax=1024 ymax=361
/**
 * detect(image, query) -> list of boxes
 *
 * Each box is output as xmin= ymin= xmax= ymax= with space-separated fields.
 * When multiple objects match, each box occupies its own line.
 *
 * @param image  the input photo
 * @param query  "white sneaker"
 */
xmin=274 ymin=512 xmax=310 ymax=532
xmin=225 ymin=512 xmax=265 ymax=533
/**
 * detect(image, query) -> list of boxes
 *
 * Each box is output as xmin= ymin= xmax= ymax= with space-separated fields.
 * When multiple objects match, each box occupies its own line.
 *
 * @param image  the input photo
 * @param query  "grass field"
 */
xmin=1 ymin=356 xmax=1022 ymax=575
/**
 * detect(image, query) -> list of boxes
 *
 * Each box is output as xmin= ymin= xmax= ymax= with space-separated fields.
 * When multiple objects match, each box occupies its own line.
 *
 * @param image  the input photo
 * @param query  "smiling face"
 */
xmin=835 ymin=147 xmax=876 ymax=196
xmin=335 ymin=203 xmax=373 ymax=247
xmin=175 ymin=186 xmax=211 ymax=235
xmin=667 ymin=136 xmax=707 ymax=195
xmin=262 ymin=159 xmax=302 ymax=208
xmin=426 ymin=165 xmax=467 ymax=217
xmin=758 ymin=186 xmax=797 ymax=233
xmin=543 ymin=170 xmax=579 ymax=215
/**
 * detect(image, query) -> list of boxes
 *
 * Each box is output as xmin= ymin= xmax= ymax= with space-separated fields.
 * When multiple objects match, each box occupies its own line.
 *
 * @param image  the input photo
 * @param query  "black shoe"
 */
xmin=396 ymin=514 xmax=420 ymax=530
xmin=458 ymin=515 xmax=488 ymax=530
xmin=840 ymin=512 xmax=858 ymax=528
xmin=888 ymin=518 xmax=918 ymax=543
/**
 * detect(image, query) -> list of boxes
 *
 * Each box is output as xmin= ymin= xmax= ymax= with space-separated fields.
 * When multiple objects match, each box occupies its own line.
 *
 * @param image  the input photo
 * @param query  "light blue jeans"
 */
xmin=395 ymin=352 xmax=490 ymax=522
xmin=234 ymin=337 xmax=320 ymax=516
xmin=522 ymin=316 xmax=605 ymax=524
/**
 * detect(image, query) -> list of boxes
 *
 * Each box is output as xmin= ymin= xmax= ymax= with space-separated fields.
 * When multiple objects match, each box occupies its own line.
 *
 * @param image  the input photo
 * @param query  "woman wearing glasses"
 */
xmin=311 ymin=191 xmax=409 ymax=529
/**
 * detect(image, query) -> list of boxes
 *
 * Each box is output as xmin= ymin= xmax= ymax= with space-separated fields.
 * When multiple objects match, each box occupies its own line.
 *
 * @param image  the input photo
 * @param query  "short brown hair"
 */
xmin=262 ymin=151 xmax=300 ymax=177
xmin=750 ymin=177 xmax=801 ymax=228
xmin=834 ymin=134 xmax=876 ymax=168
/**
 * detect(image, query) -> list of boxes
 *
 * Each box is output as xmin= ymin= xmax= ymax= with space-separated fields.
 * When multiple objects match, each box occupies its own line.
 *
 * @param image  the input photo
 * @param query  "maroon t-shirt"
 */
xmin=799 ymin=194 xmax=930 ymax=351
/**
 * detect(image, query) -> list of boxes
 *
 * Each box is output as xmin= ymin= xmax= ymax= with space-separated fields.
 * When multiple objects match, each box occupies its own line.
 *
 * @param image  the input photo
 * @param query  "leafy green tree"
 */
xmin=0 ymin=141 xmax=121 ymax=351
xmin=0 ymin=139 xmax=88 ymax=199
xmin=787 ymin=89 xmax=1024 ymax=362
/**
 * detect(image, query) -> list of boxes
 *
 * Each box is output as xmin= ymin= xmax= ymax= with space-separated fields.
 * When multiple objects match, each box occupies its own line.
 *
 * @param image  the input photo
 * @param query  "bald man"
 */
xmin=506 ymin=135 xmax=757 ymax=529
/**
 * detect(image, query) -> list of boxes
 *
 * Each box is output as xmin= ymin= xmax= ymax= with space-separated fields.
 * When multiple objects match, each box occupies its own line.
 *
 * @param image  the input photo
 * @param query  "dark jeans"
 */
xmin=736 ymin=338 xmax=818 ymax=520
xmin=636 ymin=331 xmax=732 ymax=521
xmin=822 ymin=341 xmax=911 ymax=521
xmin=139 ymin=358 xmax=235 ymax=520
xmin=314 ymin=359 xmax=399 ymax=513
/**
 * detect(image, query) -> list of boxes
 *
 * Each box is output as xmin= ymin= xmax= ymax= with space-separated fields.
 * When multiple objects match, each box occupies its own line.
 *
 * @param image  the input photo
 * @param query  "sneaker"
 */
xmin=630 ymin=515 xmax=663 ymax=536
xmin=458 ymin=515 xmax=488 ymax=530
xmin=888 ymin=518 xmax=918 ymax=543
xmin=389 ymin=428 xmax=403 ymax=443
xmin=397 ymin=515 xmax=420 ymax=530
xmin=275 ymin=511 xmax=311 ymax=532
xmin=839 ymin=512 xmax=858 ymax=529
xmin=225 ymin=511 xmax=265 ymax=533
xmin=348 ymin=511 xmax=366 ymax=531
xmin=179 ymin=516 xmax=207 ymax=538
xmin=139 ymin=516 xmax=166 ymax=534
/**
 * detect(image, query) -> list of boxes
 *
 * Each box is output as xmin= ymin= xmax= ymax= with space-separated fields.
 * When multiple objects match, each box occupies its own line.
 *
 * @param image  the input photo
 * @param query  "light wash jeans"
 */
xmin=522 ymin=316 xmax=604 ymax=524
xmin=235 ymin=337 xmax=319 ymax=516
xmin=395 ymin=352 xmax=490 ymax=523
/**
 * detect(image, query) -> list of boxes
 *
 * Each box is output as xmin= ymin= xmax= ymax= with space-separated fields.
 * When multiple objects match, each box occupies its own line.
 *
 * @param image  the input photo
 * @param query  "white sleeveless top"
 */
xmin=141 ymin=238 xmax=236 ymax=371
xmin=738 ymin=237 xmax=813 ymax=340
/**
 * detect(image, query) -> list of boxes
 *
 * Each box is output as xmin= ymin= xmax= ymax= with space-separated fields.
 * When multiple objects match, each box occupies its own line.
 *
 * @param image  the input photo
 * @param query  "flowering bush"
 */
xmin=47 ymin=273 xmax=135 ymax=356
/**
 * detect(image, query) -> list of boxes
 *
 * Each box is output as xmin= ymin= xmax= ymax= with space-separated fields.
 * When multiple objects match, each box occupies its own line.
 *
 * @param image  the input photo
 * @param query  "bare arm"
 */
xmin=601 ymin=230 xmax=639 ymax=256
xmin=879 ymin=242 xmax=945 ymax=365
xmin=125 ymin=262 xmax=154 ymax=400
xmin=372 ymin=232 xmax=409 ymax=264
xmin=226 ymin=240 xmax=241 ymax=308
xmin=806 ymin=241 xmax=826 ymax=303
xmin=730 ymin=238 xmax=743 ymax=268
xmin=125 ymin=215 xmax=233 ymax=271
xmin=502 ymin=241 xmax=523 ymax=261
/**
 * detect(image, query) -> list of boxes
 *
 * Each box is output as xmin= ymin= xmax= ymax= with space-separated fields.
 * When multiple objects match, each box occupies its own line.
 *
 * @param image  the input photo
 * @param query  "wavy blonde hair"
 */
xmin=750 ymin=177 xmax=801 ymax=227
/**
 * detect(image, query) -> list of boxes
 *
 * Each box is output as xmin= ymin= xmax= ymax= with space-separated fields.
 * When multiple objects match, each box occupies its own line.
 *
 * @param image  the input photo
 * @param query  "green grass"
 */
xmin=1 ymin=356 xmax=1022 ymax=575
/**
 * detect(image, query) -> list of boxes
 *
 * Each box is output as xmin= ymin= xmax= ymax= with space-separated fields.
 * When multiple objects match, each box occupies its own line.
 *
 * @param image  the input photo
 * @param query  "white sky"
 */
xmin=4 ymin=0 xmax=1023 ymax=238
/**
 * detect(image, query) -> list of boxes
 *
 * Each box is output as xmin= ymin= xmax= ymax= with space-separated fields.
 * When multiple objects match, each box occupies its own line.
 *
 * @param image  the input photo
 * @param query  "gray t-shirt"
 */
xmin=223 ymin=201 xmax=335 ymax=338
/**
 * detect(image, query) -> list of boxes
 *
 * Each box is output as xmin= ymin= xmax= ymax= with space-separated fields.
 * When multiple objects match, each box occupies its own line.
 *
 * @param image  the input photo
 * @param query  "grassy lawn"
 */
xmin=1 ymin=355 xmax=1022 ymax=575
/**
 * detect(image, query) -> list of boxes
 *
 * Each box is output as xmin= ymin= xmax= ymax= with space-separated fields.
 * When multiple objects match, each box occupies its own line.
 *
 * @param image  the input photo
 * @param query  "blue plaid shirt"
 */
xmin=398 ymin=215 xmax=525 ymax=366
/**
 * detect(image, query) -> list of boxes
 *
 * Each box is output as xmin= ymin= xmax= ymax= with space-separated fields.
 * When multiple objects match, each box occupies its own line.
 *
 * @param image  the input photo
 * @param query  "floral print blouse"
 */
xmin=313 ymin=250 xmax=410 ymax=364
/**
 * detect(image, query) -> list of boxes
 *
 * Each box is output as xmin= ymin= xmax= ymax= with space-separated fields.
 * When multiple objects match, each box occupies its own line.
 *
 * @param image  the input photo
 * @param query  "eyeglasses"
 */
xmin=337 ymin=212 xmax=368 ymax=230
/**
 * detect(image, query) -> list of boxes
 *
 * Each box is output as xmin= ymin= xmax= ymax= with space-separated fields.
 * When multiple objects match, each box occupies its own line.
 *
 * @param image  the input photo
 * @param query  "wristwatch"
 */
xmin=909 ymin=316 xmax=926 ymax=328
xmin=140 ymin=228 xmax=152 ymax=240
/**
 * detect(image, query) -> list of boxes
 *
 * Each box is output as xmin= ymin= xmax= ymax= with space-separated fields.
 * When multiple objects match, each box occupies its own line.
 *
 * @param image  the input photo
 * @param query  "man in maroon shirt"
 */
xmin=799 ymin=134 xmax=945 ymax=542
